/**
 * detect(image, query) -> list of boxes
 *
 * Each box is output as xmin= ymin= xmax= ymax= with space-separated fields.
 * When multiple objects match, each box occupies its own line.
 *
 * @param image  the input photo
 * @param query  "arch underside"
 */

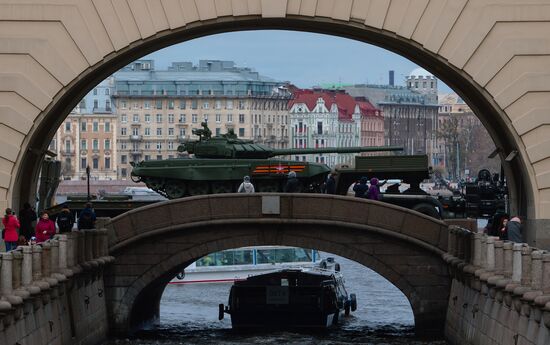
xmin=105 ymin=221 xmax=450 ymax=337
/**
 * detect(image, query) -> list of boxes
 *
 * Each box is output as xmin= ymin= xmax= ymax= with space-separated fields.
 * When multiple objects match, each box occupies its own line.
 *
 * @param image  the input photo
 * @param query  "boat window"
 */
xmin=195 ymin=249 xmax=253 ymax=266
xmin=256 ymin=248 xmax=313 ymax=264
xmin=281 ymin=278 xmax=289 ymax=286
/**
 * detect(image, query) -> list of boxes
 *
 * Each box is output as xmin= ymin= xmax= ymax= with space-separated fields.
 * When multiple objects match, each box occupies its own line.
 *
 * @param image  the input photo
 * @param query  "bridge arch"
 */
xmin=3 ymin=1 xmax=549 ymax=244
xmin=105 ymin=194 xmax=450 ymax=336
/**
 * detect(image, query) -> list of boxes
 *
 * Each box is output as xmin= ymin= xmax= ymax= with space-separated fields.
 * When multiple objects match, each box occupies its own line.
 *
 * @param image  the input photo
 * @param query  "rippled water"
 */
xmin=102 ymin=255 xmax=447 ymax=345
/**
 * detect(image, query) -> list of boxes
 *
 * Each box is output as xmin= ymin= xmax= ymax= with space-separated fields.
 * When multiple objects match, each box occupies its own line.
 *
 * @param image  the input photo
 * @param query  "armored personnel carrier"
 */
xmin=131 ymin=123 xmax=402 ymax=198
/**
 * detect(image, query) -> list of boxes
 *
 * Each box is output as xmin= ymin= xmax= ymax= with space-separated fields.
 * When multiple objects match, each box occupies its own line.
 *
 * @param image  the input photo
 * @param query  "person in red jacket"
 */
xmin=2 ymin=208 xmax=20 ymax=251
xmin=35 ymin=211 xmax=56 ymax=243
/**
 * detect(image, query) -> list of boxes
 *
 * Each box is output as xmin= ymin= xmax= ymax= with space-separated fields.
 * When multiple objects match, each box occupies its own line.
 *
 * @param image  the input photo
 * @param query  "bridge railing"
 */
xmin=0 ymin=228 xmax=114 ymax=312
xmin=444 ymin=226 xmax=550 ymax=313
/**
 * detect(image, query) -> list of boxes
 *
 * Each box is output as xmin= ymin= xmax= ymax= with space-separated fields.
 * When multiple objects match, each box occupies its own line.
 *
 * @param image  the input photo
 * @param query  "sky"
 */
xmin=144 ymin=30 xmax=452 ymax=93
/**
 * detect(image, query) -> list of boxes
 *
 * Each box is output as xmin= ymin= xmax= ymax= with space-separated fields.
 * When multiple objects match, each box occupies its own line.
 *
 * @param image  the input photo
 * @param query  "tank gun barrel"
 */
xmin=268 ymin=145 xmax=403 ymax=157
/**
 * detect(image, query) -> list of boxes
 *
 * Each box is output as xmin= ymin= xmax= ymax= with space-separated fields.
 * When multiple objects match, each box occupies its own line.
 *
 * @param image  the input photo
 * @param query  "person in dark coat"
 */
xmin=56 ymin=204 xmax=75 ymax=233
xmin=284 ymin=171 xmax=301 ymax=193
xmin=353 ymin=177 xmax=369 ymax=198
xmin=19 ymin=202 xmax=37 ymax=241
xmin=325 ymin=172 xmax=337 ymax=194
xmin=506 ymin=216 xmax=522 ymax=243
xmin=78 ymin=203 xmax=97 ymax=230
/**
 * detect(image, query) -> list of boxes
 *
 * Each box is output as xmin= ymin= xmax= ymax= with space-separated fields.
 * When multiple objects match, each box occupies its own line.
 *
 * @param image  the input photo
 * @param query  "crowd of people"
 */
xmin=1 ymin=202 xmax=97 ymax=252
xmin=484 ymin=212 xmax=523 ymax=243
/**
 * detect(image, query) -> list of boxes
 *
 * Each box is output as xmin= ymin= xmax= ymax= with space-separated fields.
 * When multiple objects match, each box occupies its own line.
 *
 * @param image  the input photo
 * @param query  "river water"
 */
xmin=102 ymin=254 xmax=448 ymax=345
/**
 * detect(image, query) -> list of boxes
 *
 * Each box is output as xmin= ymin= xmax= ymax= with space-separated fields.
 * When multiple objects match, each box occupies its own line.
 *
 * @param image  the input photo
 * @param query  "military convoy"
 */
xmin=130 ymin=123 xmax=403 ymax=198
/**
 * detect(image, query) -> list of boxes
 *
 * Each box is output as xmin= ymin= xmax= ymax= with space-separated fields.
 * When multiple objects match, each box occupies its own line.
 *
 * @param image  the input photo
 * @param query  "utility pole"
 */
xmin=86 ymin=165 xmax=91 ymax=201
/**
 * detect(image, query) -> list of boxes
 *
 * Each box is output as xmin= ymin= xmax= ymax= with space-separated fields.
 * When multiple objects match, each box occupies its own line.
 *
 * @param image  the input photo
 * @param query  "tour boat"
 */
xmin=169 ymin=246 xmax=321 ymax=284
xmin=218 ymin=259 xmax=357 ymax=329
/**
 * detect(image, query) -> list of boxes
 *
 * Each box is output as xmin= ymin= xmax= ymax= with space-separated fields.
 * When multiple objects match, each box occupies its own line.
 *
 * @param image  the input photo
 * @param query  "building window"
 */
xmin=192 ymin=114 xmax=198 ymax=123
xmin=65 ymin=140 xmax=71 ymax=152
xmin=92 ymin=139 xmax=99 ymax=150
xmin=81 ymin=158 xmax=87 ymax=169
xmin=132 ymin=114 xmax=139 ymax=123
xmin=179 ymin=128 xmax=186 ymax=137
xmin=121 ymin=155 xmax=127 ymax=164
xmin=215 ymin=100 xmax=222 ymax=109
xmin=65 ymin=122 xmax=71 ymax=132
xmin=121 ymin=142 xmax=126 ymax=150
xmin=93 ymin=88 xmax=97 ymax=95
xmin=317 ymin=121 xmax=323 ymax=135
xmin=168 ymin=114 xmax=174 ymax=123
xmin=105 ymin=100 xmax=111 ymax=111
xmin=93 ymin=100 xmax=98 ymax=109
xmin=179 ymin=114 xmax=186 ymax=123
xmin=144 ymin=155 xmax=150 ymax=161
xmin=92 ymin=158 xmax=98 ymax=169
xmin=216 ymin=114 xmax=221 ymax=123
xmin=132 ymin=127 xmax=139 ymax=136
xmin=191 ymin=100 xmax=198 ymax=109
xmin=239 ymin=114 xmax=245 ymax=123
xmin=168 ymin=100 xmax=174 ymax=109
xmin=239 ymin=100 xmax=245 ymax=109
xmin=120 ymin=100 xmax=127 ymax=109
xmin=179 ymin=100 xmax=186 ymax=109
xmin=168 ymin=141 xmax=174 ymax=150
xmin=156 ymin=128 xmax=162 ymax=136
xmin=239 ymin=128 xmax=245 ymax=137
xmin=104 ymin=139 xmax=111 ymax=150
xmin=144 ymin=114 xmax=151 ymax=123
xmin=105 ymin=157 xmax=110 ymax=170
xmin=105 ymin=122 xmax=110 ymax=132
xmin=156 ymin=155 xmax=162 ymax=160
xmin=227 ymin=114 xmax=233 ymax=122
xmin=81 ymin=121 xmax=86 ymax=131
xmin=121 ymin=114 xmax=127 ymax=123
xmin=145 ymin=127 xmax=151 ymax=136
xmin=121 ymin=127 xmax=127 ymax=135
xmin=203 ymin=101 xmax=209 ymax=109
xmin=203 ymin=114 xmax=208 ymax=122
xmin=144 ymin=142 xmax=150 ymax=149
xmin=215 ymin=128 xmax=221 ymax=136
xmin=227 ymin=100 xmax=233 ymax=110
xmin=121 ymin=168 xmax=127 ymax=177
xmin=155 ymin=100 xmax=162 ymax=109
xmin=156 ymin=142 xmax=162 ymax=150
xmin=168 ymin=128 xmax=174 ymax=136
xmin=156 ymin=114 xmax=162 ymax=123
xmin=81 ymin=140 xmax=87 ymax=150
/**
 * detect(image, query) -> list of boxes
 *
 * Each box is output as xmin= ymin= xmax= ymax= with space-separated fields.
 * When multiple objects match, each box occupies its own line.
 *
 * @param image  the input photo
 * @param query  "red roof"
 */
xmin=289 ymin=89 xmax=381 ymax=121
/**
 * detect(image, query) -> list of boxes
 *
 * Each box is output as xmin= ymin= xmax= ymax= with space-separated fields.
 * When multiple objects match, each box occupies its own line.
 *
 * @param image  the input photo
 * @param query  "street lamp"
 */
xmin=86 ymin=165 xmax=91 ymax=201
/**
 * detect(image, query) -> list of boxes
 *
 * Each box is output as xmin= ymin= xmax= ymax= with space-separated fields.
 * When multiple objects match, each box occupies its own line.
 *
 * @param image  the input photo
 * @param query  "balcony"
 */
xmin=130 ymin=135 xmax=143 ymax=141
xmin=131 ymin=150 xmax=142 ymax=156
xmin=61 ymin=149 xmax=75 ymax=156
xmin=130 ymin=122 xmax=141 ymax=126
xmin=176 ymin=122 xmax=188 ymax=127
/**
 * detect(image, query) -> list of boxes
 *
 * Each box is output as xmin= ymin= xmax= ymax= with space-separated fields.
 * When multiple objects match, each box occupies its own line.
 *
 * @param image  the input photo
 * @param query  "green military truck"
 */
xmin=334 ymin=155 xmax=455 ymax=219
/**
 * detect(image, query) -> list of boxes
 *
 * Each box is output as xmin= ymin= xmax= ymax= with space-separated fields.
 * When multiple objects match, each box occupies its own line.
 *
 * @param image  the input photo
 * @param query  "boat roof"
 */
xmin=234 ymin=268 xmax=339 ymax=287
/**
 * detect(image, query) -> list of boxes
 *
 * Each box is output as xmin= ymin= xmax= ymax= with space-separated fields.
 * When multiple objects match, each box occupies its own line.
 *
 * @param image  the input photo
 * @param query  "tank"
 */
xmin=130 ymin=123 xmax=403 ymax=198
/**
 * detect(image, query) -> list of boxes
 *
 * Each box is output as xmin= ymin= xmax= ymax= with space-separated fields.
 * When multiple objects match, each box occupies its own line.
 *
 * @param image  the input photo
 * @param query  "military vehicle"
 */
xmin=130 ymin=123 xmax=403 ymax=198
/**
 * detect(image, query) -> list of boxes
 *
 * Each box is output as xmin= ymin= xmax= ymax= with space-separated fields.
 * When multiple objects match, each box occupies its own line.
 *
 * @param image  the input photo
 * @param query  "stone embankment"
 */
xmin=0 ymin=228 xmax=114 ymax=345
xmin=445 ymin=226 xmax=550 ymax=345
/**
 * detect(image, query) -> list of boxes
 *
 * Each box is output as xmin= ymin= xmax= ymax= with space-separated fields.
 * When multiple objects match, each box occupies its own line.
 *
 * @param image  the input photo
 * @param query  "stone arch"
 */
xmin=2 ymin=1 xmax=549 ymax=241
xmin=105 ymin=194 xmax=450 ymax=336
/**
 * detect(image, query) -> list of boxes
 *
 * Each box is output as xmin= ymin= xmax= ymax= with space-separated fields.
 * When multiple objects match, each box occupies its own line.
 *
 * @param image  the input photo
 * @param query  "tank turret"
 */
xmin=132 ymin=123 xmax=403 ymax=199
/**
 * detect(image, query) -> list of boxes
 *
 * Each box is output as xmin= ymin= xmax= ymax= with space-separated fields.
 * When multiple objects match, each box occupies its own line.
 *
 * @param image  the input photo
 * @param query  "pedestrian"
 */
xmin=498 ymin=217 xmax=509 ymax=240
xmin=325 ymin=172 xmax=337 ymax=195
xmin=78 ymin=202 xmax=96 ymax=230
xmin=35 ymin=211 xmax=55 ymax=243
xmin=506 ymin=216 xmax=523 ymax=243
xmin=2 ymin=208 xmax=20 ymax=251
xmin=19 ymin=202 xmax=37 ymax=242
xmin=366 ymin=177 xmax=381 ymax=200
xmin=56 ymin=204 xmax=75 ymax=233
xmin=237 ymin=176 xmax=255 ymax=193
xmin=353 ymin=177 xmax=369 ymax=198
xmin=283 ymin=171 xmax=301 ymax=193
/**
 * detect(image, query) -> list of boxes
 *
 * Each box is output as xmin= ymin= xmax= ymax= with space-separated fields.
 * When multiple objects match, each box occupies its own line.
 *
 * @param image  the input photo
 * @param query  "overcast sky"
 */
xmin=144 ymin=30 xmax=452 ymax=93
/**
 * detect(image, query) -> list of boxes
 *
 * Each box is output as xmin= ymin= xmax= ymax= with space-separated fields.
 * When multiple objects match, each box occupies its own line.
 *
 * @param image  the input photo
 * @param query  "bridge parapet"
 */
xmin=444 ymin=226 xmax=550 ymax=345
xmin=0 ymin=229 xmax=114 ymax=345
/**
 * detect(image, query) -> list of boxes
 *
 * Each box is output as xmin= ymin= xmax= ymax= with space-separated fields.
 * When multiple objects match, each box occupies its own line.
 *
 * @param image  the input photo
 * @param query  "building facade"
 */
xmin=288 ymin=89 xmax=365 ymax=167
xmin=342 ymin=69 xmax=439 ymax=164
xmin=113 ymin=60 xmax=291 ymax=179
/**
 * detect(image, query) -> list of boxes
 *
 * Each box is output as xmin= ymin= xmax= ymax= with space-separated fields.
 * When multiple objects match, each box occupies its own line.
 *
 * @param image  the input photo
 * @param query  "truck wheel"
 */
xmin=412 ymin=203 xmax=441 ymax=219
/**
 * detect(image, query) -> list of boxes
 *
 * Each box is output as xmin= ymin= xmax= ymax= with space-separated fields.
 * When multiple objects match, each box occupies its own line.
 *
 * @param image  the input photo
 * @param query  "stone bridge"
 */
xmin=104 ymin=193 xmax=451 ymax=336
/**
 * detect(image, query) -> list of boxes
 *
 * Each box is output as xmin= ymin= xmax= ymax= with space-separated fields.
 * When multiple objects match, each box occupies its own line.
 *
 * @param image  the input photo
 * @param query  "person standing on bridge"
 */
xmin=353 ymin=177 xmax=369 ymax=198
xmin=284 ymin=171 xmax=300 ymax=193
xmin=35 ymin=211 xmax=55 ymax=243
xmin=2 ymin=208 xmax=20 ymax=251
xmin=505 ymin=216 xmax=523 ymax=243
xmin=367 ymin=177 xmax=384 ymax=201
xmin=325 ymin=172 xmax=337 ymax=195
xmin=78 ymin=202 xmax=97 ymax=230
xmin=237 ymin=176 xmax=255 ymax=193
xmin=56 ymin=204 xmax=75 ymax=233
xmin=19 ymin=202 xmax=37 ymax=242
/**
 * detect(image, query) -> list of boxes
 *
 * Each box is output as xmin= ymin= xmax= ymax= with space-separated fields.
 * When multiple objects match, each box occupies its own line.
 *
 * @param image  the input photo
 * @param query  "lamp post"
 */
xmin=86 ymin=165 xmax=91 ymax=201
